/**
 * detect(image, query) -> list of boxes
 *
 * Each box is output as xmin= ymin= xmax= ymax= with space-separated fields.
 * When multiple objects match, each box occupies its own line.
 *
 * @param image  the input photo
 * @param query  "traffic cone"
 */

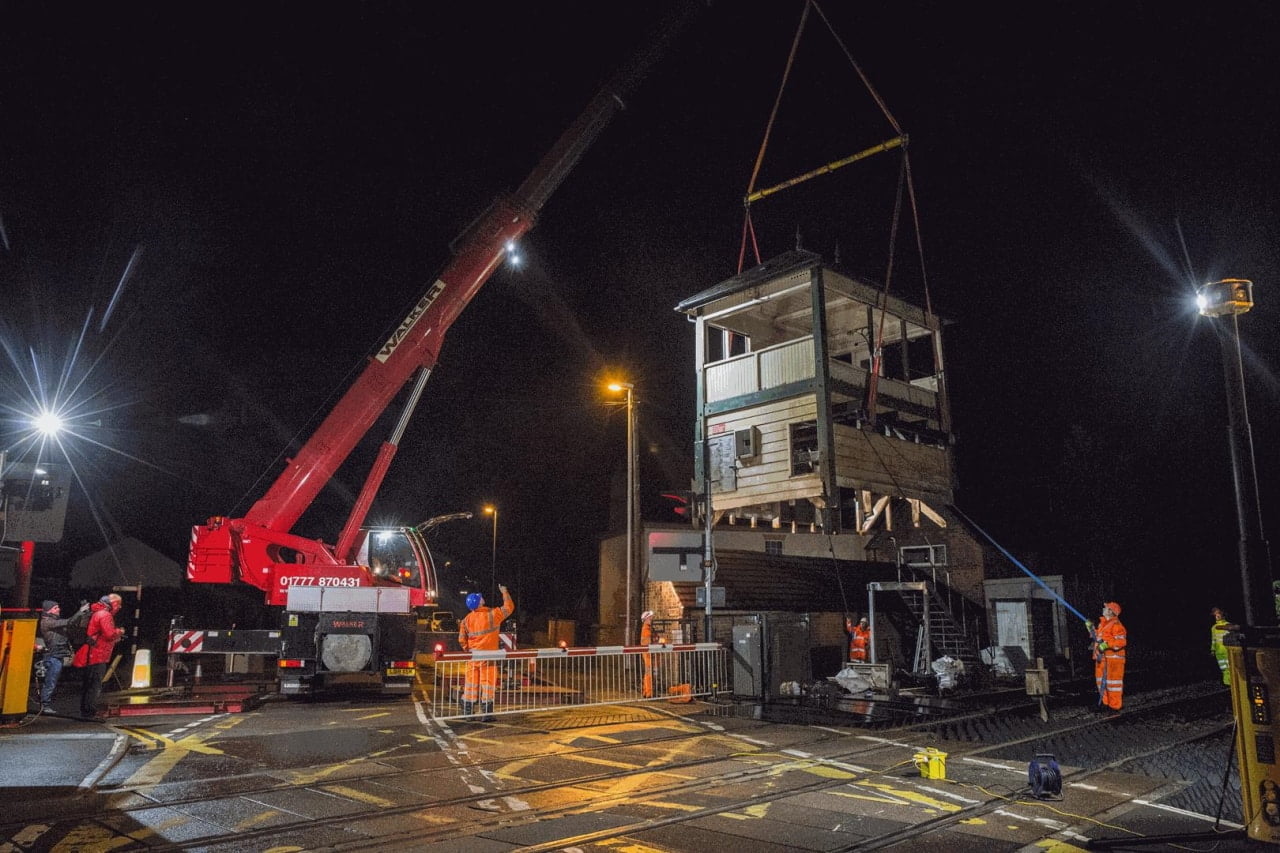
xmin=131 ymin=648 xmax=152 ymax=689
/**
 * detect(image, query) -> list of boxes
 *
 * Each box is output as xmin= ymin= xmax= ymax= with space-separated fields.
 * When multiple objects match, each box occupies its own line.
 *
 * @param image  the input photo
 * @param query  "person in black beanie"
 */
xmin=38 ymin=600 xmax=80 ymax=713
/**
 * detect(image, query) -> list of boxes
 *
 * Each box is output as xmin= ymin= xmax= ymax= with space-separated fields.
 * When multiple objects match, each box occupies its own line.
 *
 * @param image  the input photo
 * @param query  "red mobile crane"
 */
xmin=179 ymin=5 xmax=699 ymax=696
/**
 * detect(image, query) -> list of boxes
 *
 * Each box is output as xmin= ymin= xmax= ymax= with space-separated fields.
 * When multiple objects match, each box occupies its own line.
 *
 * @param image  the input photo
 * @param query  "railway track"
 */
xmin=2 ymin=680 xmax=1236 ymax=852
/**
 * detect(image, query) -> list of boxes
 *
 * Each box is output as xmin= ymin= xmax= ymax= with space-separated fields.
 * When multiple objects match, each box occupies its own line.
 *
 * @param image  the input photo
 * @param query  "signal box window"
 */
xmin=706 ymin=326 xmax=750 ymax=363
xmin=900 ymin=544 xmax=947 ymax=567
xmin=790 ymin=421 xmax=819 ymax=476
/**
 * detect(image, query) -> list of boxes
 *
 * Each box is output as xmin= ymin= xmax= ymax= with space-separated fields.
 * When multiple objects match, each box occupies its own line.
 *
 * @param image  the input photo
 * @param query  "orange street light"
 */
xmin=482 ymin=504 xmax=498 ymax=595
xmin=607 ymin=381 xmax=637 ymax=645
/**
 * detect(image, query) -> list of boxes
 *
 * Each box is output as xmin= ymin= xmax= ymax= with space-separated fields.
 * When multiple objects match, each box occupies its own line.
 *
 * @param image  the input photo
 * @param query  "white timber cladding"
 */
xmin=760 ymin=338 xmax=814 ymax=389
xmin=705 ymin=396 xmax=953 ymax=512
xmin=833 ymin=425 xmax=953 ymax=502
xmin=706 ymin=352 xmax=758 ymax=400
xmin=705 ymin=336 xmax=814 ymax=404
xmin=707 ymin=337 xmax=939 ymax=418
xmin=708 ymin=396 xmax=822 ymax=512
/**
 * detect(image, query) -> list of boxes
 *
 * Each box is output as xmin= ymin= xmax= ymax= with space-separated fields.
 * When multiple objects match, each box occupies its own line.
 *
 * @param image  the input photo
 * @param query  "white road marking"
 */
xmin=414 ymin=698 xmax=527 ymax=812
xmin=1132 ymin=799 xmax=1244 ymax=828
xmin=163 ymin=713 xmax=225 ymax=739
xmin=78 ymin=733 xmax=128 ymax=790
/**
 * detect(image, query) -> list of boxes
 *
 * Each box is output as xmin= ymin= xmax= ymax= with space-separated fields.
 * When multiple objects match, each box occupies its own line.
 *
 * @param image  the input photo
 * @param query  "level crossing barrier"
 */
xmin=427 ymin=642 xmax=726 ymax=721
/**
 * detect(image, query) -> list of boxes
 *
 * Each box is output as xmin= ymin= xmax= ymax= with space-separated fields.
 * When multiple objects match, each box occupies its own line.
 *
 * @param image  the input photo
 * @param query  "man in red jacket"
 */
xmin=73 ymin=593 xmax=125 ymax=720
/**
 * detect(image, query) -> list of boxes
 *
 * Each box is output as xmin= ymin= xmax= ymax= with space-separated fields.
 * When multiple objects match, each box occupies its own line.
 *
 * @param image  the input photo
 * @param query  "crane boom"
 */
xmin=246 ymin=5 xmax=697 ymax=534
xmin=189 ymin=2 xmax=701 ymax=596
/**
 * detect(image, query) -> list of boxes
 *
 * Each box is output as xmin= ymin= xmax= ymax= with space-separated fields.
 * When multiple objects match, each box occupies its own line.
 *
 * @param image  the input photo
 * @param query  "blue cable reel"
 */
xmin=1028 ymin=754 xmax=1063 ymax=799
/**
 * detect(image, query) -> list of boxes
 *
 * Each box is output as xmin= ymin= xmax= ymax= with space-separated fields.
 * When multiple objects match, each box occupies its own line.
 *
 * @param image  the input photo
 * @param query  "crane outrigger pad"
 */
xmin=106 ymin=682 xmax=273 ymax=717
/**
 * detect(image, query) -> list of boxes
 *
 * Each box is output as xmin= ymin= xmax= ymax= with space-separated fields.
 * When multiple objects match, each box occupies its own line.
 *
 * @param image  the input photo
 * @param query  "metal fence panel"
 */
xmin=427 ymin=643 xmax=727 ymax=721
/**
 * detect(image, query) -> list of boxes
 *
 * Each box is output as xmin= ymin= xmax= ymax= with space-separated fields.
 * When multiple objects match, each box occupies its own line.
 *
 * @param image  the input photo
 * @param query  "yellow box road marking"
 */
xmin=235 ymin=809 xmax=285 ymax=831
xmin=721 ymin=803 xmax=771 ymax=821
xmin=565 ymin=754 xmax=642 ymax=770
xmin=854 ymin=780 xmax=962 ymax=812
xmin=323 ymin=784 xmax=398 ymax=808
xmin=115 ymin=717 xmax=245 ymax=793
xmin=49 ymin=824 xmax=135 ymax=852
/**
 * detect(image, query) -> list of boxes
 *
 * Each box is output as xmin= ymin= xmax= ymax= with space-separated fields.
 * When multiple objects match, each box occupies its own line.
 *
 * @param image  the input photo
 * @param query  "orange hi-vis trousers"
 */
xmin=1095 ymin=653 xmax=1125 ymax=710
xmin=462 ymin=660 xmax=499 ymax=704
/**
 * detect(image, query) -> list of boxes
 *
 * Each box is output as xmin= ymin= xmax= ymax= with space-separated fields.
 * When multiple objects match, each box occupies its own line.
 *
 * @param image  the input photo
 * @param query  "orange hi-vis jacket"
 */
xmin=458 ymin=587 xmax=515 ymax=652
xmin=1094 ymin=612 xmax=1127 ymax=711
xmin=1094 ymin=615 xmax=1126 ymax=660
xmin=845 ymin=617 xmax=870 ymax=661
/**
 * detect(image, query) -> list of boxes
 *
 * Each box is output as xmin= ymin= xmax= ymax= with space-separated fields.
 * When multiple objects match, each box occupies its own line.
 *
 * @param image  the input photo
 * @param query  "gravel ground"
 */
xmin=1117 ymin=722 xmax=1242 ymax=824
xmin=910 ymin=677 xmax=1246 ymax=823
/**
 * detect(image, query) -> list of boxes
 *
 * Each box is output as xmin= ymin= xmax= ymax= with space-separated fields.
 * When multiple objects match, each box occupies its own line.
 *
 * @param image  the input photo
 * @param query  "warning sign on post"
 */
xmin=648 ymin=531 xmax=705 ymax=582
xmin=695 ymin=586 xmax=725 ymax=607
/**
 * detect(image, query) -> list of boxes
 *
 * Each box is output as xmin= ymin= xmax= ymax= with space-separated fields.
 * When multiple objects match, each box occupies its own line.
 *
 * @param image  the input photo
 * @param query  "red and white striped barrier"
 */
xmin=436 ymin=642 xmax=718 ymax=662
xmin=168 ymin=630 xmax=206 ymax=654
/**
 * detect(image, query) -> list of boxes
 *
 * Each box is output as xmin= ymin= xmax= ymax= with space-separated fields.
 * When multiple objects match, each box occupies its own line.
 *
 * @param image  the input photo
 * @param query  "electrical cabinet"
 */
xmin=733 ymin=624 xmax=761 ymax=697
xmin=734 ymin=426 xmax=761 ymax=459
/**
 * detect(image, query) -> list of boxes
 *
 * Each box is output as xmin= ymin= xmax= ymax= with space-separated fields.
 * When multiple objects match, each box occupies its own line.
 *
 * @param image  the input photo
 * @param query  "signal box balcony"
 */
xmin=676 ymin=250 xmax=955 ymax=533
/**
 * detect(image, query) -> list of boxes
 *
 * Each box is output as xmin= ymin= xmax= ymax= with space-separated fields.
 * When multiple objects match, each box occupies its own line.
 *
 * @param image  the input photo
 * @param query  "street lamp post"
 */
xmin=609 ymin=381 xmax=637 ymax=645
xmin=1197 ymin=278 xmax=1274 ymax=627
xmin=483 ymin=504 xmax=498 ymax=595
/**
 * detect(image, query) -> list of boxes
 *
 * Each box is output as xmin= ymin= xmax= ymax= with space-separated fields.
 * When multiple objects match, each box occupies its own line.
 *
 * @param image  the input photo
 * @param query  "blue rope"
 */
xmin=950 ymin=505 xmax=1089 ymax=624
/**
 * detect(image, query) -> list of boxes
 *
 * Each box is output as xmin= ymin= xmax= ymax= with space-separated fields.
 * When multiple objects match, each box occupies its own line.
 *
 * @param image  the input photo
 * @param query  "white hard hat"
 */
xmin=640 ymin=610 xmax=654 ymax=621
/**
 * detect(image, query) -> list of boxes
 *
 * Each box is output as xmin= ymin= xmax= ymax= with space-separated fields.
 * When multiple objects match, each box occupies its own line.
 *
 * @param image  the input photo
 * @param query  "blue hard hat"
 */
xmin=466 ymin=592 xmax=483 ymax=611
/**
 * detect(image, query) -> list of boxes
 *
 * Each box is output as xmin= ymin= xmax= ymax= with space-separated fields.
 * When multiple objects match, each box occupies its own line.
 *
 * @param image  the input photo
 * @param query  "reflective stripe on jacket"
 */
xmin=850 ymin=625 xmax=870 ymax=660
xmin=1211 ymin=619 xmax=1231 ymax=653
xmin=1096 ymin=616 xmax=1126 ymax=658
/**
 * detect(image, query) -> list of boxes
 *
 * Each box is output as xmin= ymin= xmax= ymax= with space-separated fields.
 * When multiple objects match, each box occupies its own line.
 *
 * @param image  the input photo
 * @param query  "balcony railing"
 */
xmin=704 ymin=335 xmax=938 ymax=412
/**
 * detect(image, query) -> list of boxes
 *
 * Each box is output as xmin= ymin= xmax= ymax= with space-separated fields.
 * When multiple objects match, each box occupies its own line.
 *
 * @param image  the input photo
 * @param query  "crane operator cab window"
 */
xmin=357 ymin=529 xmax=421 ymax=587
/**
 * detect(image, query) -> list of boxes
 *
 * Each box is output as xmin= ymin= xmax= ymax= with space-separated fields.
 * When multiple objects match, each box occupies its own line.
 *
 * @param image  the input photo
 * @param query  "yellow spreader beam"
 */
xmin=745 ymin=134 xmax=907 ymax=204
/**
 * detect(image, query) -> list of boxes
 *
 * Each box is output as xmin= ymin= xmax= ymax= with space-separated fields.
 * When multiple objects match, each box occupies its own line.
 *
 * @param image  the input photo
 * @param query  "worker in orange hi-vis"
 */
xmin=1089 ymin=601 xmax=1127 ymax=713
xmin=845 ymin=615 xmax=870 ymax=662
xmin=458 ymin=585 xmax=515 ymax=722
xmin=639 ymin=610 xmax=655 ymax=698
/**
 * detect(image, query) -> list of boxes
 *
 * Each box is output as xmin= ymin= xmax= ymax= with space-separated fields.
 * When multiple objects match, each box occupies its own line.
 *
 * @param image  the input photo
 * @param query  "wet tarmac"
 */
xmin=0 ymin=684 xmax=1267 ymax=852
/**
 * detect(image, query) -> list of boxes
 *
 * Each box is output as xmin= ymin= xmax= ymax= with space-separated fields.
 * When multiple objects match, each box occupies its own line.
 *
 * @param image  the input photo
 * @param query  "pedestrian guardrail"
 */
xmin=426 ymin=643 xmax=727 ymax=721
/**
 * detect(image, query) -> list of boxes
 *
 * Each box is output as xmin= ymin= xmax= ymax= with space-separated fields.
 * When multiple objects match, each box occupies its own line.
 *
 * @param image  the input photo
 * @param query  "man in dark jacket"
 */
xmin=73 ymin=593 xmax=125 ymax=720
xmin=39 ymin=600 xmax=78 ymax=714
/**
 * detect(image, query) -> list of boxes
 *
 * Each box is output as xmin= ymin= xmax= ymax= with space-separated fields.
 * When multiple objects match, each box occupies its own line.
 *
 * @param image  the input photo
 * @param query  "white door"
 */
xmin=995 ymin=601 xmax=1030 ymax=658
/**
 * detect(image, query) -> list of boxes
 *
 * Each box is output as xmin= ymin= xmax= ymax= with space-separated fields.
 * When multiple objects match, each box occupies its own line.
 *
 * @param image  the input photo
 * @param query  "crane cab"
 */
xmin=351 ymin=526 xmax=439 ymax=609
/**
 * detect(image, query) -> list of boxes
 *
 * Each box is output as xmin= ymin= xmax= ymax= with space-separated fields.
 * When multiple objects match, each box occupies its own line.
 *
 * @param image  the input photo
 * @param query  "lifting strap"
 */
xmin=866 ymin=154 xmax=906 ymax=423
xmin=738 ymin=0 xmax=810 ymax=273
xmin=735 ymin=1 xmax=936 ymax=420
xmin=811 ymin=2 xmax=935 ymax=424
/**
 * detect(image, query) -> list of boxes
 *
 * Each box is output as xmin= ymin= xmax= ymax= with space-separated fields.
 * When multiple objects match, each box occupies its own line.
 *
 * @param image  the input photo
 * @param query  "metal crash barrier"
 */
xmin=428 ymin=643 xmax=727 ymax=721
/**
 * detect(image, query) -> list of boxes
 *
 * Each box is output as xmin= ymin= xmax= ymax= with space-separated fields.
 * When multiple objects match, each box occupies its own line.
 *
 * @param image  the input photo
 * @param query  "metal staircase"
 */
xmin=869 ymin=581 xmax=982 ymax=675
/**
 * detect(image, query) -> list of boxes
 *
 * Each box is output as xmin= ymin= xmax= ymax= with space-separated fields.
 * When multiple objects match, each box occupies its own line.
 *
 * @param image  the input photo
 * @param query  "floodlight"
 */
xmin=1197 ymin=279 xmax=1254 ymax=317
xmin=34 ymin=410 xmax=64 ymax=436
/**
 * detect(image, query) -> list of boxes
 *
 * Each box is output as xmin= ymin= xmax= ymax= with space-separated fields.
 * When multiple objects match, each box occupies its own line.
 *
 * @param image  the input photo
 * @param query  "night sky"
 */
xmin=3 ymin=2 xmax=1278 ymax=648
